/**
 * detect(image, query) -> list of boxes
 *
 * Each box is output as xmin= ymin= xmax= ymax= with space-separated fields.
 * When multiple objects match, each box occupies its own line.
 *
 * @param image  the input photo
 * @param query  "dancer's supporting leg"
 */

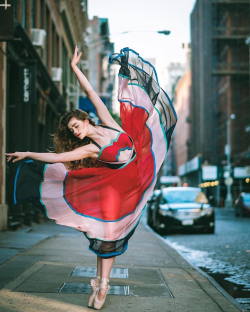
xmin=97 ymin=256 xmax=116 ymax=300
xmin=97 ymin=256 xmax=102 ymax=278
xmin=88 ymin=256 xmax=102 ymax=307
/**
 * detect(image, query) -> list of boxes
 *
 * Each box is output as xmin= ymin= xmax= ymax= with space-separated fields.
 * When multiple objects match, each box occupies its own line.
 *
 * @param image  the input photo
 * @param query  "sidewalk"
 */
xmin=0 ymin=219 xmax=242 ymax=312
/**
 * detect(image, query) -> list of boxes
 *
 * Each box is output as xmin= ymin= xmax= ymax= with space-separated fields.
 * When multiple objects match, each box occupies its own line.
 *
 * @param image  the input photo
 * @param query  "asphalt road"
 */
xmin=162 ymin=208 xmax=250 ymax=312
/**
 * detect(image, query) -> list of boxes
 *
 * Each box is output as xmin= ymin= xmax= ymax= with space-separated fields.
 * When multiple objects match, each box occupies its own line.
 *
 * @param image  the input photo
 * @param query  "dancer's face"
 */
xmin=68 ymin=117 xmax=89 ymax=140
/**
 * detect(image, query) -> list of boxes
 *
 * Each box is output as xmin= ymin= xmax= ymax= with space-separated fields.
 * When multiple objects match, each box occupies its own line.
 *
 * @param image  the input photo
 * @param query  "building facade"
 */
xmin=179 ymin=0 xmax=250 ymax=205
xmin=0 ymin=0 xmax=88 ymax=229
xmin=174 ymin=71 xmax=192 ymax=174
xmin=172 ymin=43 xmax=192 ymax=179
xmin=84 ymin=16 xmax=114 ymax=115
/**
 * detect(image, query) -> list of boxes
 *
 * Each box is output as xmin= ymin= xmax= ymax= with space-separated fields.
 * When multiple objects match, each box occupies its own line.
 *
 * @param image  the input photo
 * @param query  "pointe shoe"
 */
xmin=93 ymin=278 xmax=110 ymax=310
xmin=88 ymin=277 xmax=100 ymax=308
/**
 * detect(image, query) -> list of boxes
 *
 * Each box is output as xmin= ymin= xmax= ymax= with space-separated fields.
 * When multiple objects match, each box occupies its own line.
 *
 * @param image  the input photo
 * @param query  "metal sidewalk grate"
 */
xmin=59 ymin=282 xmax=131 ymax=296
xmin=11 ymin=262 xmax=173 ymax=297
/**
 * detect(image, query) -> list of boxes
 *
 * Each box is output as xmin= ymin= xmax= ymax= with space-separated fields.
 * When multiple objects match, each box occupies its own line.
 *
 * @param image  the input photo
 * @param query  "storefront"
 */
xmin=232 ymin=167 xmax=250 ymax=198
xmin=178 ymin=157 xmax=224 ymax=206
xmin=199 ymin=166 xmax=220 ymax=206
xmin=5 ymin=24 xmax=66 ymax=227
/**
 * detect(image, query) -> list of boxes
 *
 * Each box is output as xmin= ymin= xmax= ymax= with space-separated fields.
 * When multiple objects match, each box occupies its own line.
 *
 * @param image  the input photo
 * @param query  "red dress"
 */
xmin=90 ymin=124 xmax=135 ymax=166
xmin=11 ymin=48 xmax=177 ymax=258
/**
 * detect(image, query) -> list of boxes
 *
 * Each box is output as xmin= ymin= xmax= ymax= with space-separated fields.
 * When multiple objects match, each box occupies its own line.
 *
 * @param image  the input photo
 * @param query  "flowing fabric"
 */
xmin=11 ymin=48 xmax=177 ymax=258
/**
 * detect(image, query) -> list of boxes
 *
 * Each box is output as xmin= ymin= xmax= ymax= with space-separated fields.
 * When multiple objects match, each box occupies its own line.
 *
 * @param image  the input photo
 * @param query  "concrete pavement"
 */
xmin=0 ymin=219 xmax=243 ymax=312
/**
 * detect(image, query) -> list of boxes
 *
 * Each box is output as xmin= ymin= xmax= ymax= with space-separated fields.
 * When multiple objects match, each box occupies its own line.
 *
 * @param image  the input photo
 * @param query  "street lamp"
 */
xmin=86 ymin=29 xmax=171 ymax=47
xmin=85 ymin=30 xmax=171 ymax=51
xmin=224 ymin=113 xmax=236 ymax=209
xmin=120 ymin=29 xmax=171 ymax=36
xmin=157 ymin=30 xmax=171 ymax=36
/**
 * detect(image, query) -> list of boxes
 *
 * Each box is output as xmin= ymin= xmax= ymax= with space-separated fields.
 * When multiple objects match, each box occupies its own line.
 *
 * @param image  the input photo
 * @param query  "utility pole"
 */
xmin=246 ymin=36 xmax=250 ymax=91
xmin=224 ymin=114 xmax=236 ymax=209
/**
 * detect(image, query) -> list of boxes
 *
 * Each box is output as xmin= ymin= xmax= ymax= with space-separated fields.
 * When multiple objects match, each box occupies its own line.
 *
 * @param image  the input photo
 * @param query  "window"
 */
xmin=31 ymin=0 xmax=36 ymax=28
xmin=62 ymin=42 xmax=69 ymax=88
xmin=21 ymin=0 xmax=27 ymax=29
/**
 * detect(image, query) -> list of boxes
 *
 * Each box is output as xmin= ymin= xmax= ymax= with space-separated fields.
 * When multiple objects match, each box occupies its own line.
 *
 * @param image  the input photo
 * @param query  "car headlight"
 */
xmin=159 ymin=209 xmax=173 ymax=216
xmin=200 ymin=207 xmax=213 ymax=216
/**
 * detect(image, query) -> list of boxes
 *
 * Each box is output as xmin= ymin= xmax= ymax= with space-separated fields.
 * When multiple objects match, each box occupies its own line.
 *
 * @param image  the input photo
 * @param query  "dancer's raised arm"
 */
xmin=71 ymin=46 xmax=122 ymax=131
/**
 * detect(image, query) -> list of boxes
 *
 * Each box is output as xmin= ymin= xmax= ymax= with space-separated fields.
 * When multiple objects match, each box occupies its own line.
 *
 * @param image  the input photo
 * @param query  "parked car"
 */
xmin=147 ymin=187 xmax=215 ymax=234
xmin=234 ymin=192 xmax=250 ymax=217
xmin=160 ymin=176 xmax=181 ymax=187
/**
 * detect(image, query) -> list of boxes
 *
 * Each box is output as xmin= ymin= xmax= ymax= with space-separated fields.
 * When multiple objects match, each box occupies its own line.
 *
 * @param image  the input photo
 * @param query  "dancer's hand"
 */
xmin=5 ymin=151 xmax=30 ymax=163
xmin=71 ymin=46 xmax=82 ymax=69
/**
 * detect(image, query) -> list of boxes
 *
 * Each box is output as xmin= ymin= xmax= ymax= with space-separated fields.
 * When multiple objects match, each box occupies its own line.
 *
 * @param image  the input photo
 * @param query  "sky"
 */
xmin=88 ymin=0 xmax=196 ymax=85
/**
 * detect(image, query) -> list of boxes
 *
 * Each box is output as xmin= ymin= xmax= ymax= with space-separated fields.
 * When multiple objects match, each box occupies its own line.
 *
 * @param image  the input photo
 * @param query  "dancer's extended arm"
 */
xmin=5 ymin=144 xmax=95 ymax=163
xmin=71 ymin=46 xmax=123 ymax=131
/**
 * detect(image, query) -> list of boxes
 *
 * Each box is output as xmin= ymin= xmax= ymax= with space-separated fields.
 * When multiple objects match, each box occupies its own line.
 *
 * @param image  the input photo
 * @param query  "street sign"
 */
xmin=202 ymin=166 xmax=218 ymax=180
xmin=225 ymin=177 xmax=233 ymax=186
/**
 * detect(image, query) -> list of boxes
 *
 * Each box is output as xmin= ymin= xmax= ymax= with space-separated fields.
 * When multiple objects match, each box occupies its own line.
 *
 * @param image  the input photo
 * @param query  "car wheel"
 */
xmin=153 ymin=215 xmax=165 ymax=235
xmin=156 ymin=226 xmax=165 ymax=235
xmin=239 ymin=208 xmax=244 ymax=217
xmin=147 ymin=210 xmax=153 ymax=227
xmin=204 ymin=226 xmax=215 ymax=234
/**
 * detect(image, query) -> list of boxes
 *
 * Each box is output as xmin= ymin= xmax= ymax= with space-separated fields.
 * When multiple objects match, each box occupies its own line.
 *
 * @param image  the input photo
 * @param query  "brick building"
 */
xmin=0 ymin=0 xmax=88 ymax=229
xmin=174 ymin=70 xmax=192 ymax=173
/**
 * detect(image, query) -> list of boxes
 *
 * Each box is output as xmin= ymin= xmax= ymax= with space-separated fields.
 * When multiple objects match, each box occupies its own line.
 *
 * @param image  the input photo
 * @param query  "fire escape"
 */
xmin=212 ymin=0 xmax=249 ymax=76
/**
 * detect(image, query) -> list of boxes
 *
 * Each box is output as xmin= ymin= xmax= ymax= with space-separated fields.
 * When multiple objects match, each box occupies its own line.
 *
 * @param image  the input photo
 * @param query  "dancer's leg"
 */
xmin=101 ymin=256 xmax=115 ymax=278
xmin=97 ymin=256 xmax=115 ymax=300
xmin=88 ymin=256 xmax=102 ymax=307
xmin=97 ymin=256 xmax=102 ymax=278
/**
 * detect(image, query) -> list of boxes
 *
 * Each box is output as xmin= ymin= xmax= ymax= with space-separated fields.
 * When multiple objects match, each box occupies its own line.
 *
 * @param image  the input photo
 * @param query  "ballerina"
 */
xmin=6 ymin=46 xmax=177 ymax=309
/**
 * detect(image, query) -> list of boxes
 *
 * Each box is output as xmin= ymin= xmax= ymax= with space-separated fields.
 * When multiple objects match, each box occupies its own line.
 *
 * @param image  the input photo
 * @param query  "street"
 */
xmin=161 ymin=208 xmax=250 ymax=311
xmin=0 ymin=1 xmax=249 ymax=311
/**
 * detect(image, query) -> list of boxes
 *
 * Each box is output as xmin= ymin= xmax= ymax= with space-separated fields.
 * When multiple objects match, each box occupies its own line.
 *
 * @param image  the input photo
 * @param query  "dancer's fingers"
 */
xmin=5 ymin=153 xmax=14 ymax=160
xmin=74 ymin=45 xmax=78 ymax=54
xmin=6 ymin=155 xmax=14 ymax=162
xmin=12 ymin=155 xmax=24 ymax=163
xmin=77 ymin=52 xmax=82 ymax=62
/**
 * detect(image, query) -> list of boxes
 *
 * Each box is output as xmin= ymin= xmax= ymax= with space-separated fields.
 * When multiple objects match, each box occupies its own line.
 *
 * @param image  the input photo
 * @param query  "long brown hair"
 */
xmin=52 ymin=109 xmax=105 ymax=170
